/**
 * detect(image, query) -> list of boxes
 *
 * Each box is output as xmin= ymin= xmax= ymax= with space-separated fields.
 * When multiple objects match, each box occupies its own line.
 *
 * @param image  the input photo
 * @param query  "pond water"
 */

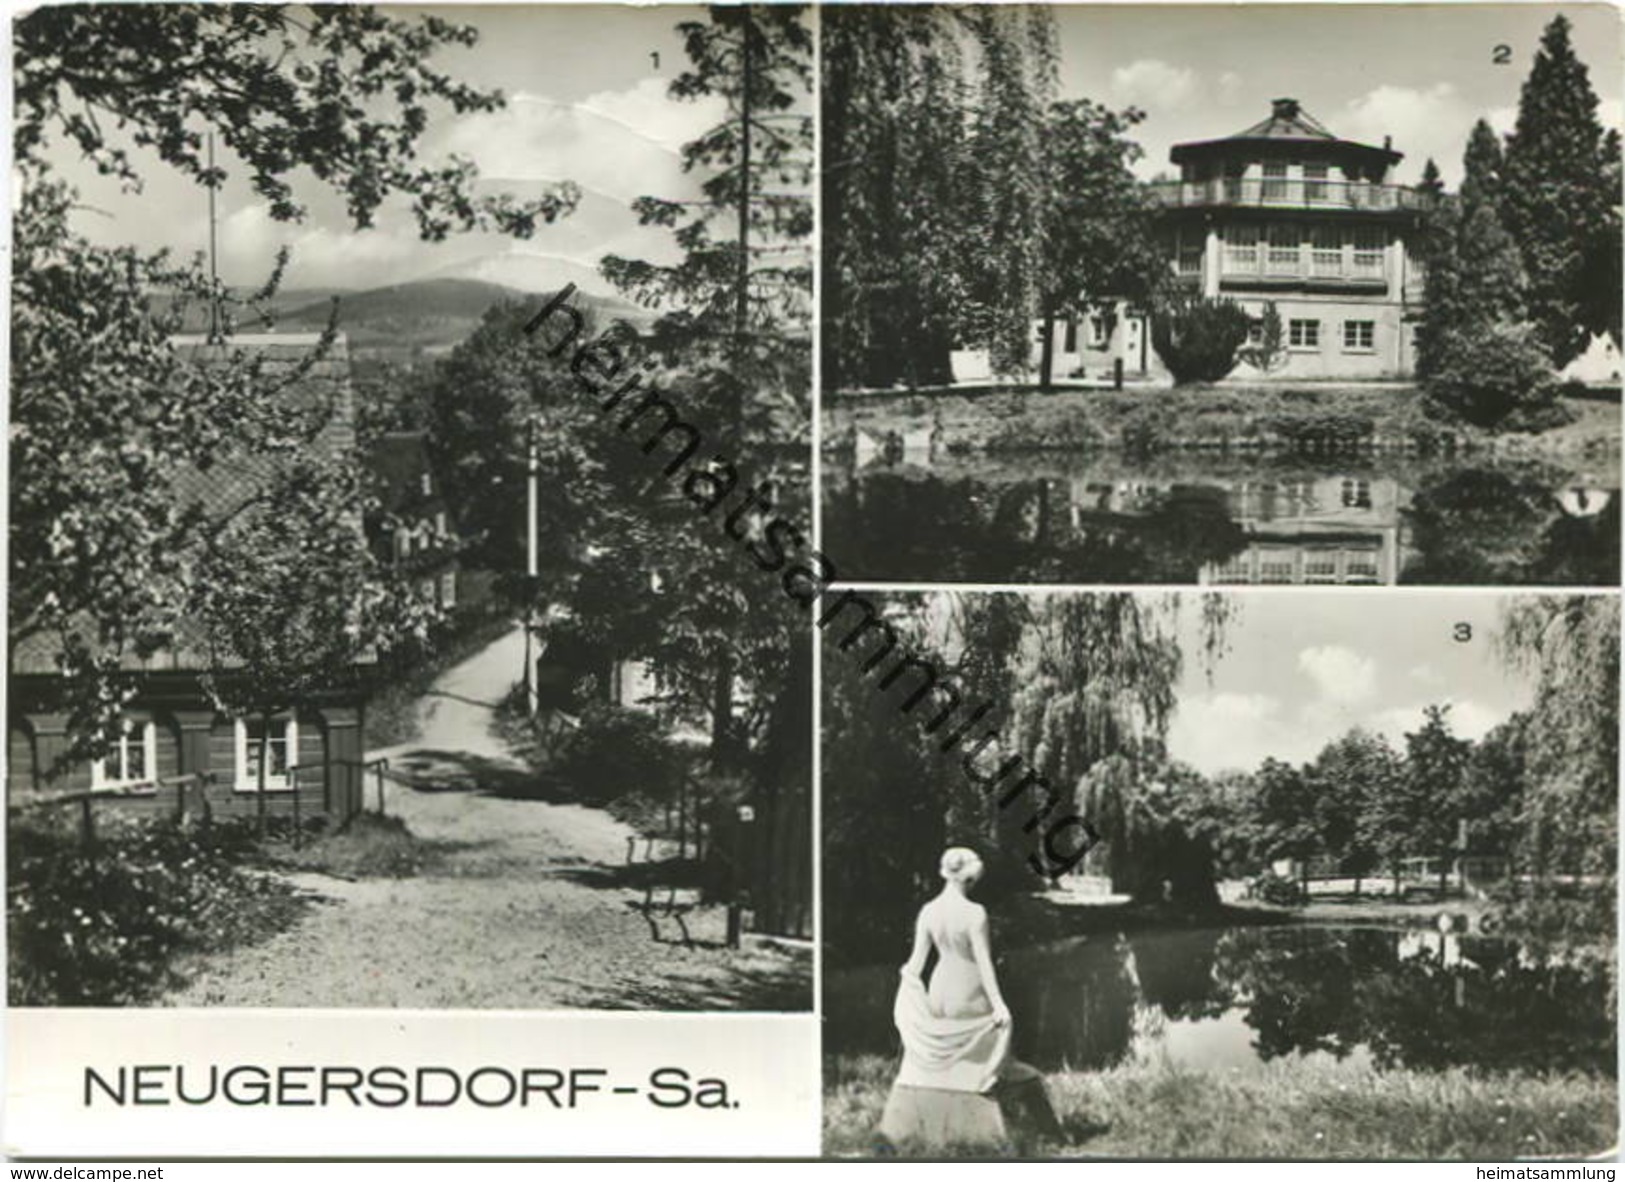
xmin=822 ymin=452 xmax=1619 ymax=585
xmin=824 ymin=925 xmax=1616 ymax=1078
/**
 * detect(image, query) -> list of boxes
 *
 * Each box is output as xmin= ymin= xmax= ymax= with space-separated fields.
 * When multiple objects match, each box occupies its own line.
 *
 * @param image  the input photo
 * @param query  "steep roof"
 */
xmin=1171 ymin=98 xmax=1403 ymax=168
xmin=11 ymin=333 xmax=366 ymax=676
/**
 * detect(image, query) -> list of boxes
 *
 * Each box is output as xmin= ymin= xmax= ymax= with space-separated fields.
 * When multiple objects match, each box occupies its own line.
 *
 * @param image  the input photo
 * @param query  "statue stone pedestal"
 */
xmin=875 ymin=1074 xmax=1059 ymax=1155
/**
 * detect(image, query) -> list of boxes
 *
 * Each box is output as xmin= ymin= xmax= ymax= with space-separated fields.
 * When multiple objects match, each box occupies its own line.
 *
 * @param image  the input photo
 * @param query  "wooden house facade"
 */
xmin=8 ymin=334 xmax=374 ymax=824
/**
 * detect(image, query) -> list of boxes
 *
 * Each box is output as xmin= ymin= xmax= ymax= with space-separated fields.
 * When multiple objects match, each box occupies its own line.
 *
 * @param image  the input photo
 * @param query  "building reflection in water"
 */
xmin=1067 ymin=473 xmax=1405 ymax=585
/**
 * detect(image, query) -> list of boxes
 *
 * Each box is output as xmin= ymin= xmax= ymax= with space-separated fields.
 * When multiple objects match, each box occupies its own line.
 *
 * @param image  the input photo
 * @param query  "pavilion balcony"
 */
xmin=1147 ymin=178 xmax=1433 ymax=214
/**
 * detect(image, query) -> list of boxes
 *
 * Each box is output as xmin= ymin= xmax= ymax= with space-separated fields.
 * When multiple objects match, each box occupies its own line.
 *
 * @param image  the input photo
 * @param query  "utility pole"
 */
xmin=206 ymin=132 xmax=223 ymax=344
xmin=524 ymin=416 xmax=539 ymax=716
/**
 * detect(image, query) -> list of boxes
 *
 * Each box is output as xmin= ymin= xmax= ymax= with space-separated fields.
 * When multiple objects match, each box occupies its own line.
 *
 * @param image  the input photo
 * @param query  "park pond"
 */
xmin=823 ymin=449 xmax=1619 ymax=585
xmin=824 ymin=924 xmax=1616 ymax=1080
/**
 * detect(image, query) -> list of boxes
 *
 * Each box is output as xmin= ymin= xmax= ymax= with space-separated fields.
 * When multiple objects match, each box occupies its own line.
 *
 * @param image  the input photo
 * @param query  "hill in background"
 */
xmin=166 ymin=276 xmax=656 ymax=365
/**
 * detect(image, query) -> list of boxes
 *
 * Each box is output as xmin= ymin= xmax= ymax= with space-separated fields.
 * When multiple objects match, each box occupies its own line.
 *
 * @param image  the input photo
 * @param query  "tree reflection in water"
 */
xmin=824 ymin=925 xmax=1616 ymax=1078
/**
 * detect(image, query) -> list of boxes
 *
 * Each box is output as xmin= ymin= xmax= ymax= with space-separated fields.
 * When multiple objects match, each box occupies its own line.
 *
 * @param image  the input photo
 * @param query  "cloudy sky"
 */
xmin=42 ymin=5 xmax=725 ymax=295
xmin=1054 ymin=3 xmax=1621 ymax=186
xmin=1165 ymin=590 xmax=1541 ymax=775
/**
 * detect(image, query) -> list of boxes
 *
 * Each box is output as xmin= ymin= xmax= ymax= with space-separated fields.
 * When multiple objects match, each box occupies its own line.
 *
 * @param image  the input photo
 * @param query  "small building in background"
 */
xmin=364 ymin=430 xmax=459 ymax=614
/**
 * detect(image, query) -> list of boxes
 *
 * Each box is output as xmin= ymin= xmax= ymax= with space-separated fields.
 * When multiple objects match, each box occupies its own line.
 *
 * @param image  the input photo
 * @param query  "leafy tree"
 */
xmin=1418 ymin=120 xmax=1564 ymax=429
xmin=1402 ymin=705 xmax=1473 ymax=895
xmin=1151 ymin=296 xmax=1252 ymax=385
xmin=594 ymin=4 xmax=813 ymax=772
xmin=602 ymin=2 xmax=813 ymax=441
xmin=1418 ymin=157 xmax=1446 ymax=199
xmin=1460 ymin=118 xmax=1506 ymax=211
xmin=14 ymin=6 xmax=577 ymax=239
xmin=1035 ymin=99 xmax=1168 ymax=390
xmin=959 ymin=6 xmax=1060 ymax=377
xmin=189 ymin=452 xmax=431 ymax=830
xmin=425 ymin=300 xmax=600 ymax=576
xmin=1500 ymin=15 xmax=1622 ymax=363
xmin=1010 ymin=593 xmax=1232 ymax=903
xmin=1305 ymin=728 xmax=1400 ymax=895
xmin=821 ymin=6 xmax=1060 ymax=388
xmin=12 ymin=5 xmax=574 ymax=758
xmin=1249 ymin=757 xmax=1320 ymax=894
xmin=821 ymin=5 xmax=971 ymax=390
xmin=1498 ymin=597 xmax=1618 ymax=899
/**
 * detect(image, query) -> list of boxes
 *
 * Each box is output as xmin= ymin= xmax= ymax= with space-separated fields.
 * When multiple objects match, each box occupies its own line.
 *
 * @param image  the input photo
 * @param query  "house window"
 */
xmin=91 ymin=719 xmax=158 ymax=791
xmin=1259 ymin=556 xmax=1295 ymax=584
xmin=1261 ymin=160 xmax=1288 ymax=201
xmin=1088 ymin=315 xmax=1110 ymax=348
xmin=434 ymin=510 xmax=448 ymax=536
xmin=1266 ymin=223 xmax=1300 ymax=272
xmin=1343 ymin=320 xmax=1376 ymax=352
xmin=1176 ymin=228 xmax=1204 ymax=275
xmin=1303 ymin=161 xmax=1329 ymax=203
xmin=440 ymin=571 xmax=457 ymax=609
xmin=396 ymin=530 xmax=412 ymax=560
xmin=1304 ymin=553 xmax=1338 ymax=583
xmin=1224 ymin=223 xmax=1259 ymax=273
xmin=235 ymin=717 xmax=297 ymax=792
xmin=1245 ymin=317 xmax=1265 ymax=346
xmin=420 ymin=578 xmax=436 ymax=604
xmin=1345 ymin=553 xmax=1380 ymax=583
xmin=1289 ymin=319 xmax=1320 ymax=349
xmin=1311 ymin=224 xmax=1342 ymax=276
xmin=1063 ymin=318 xmax=1078 ymax=353
xmin=1341 ymin=478 xmax=1372 ymax=508
xmin=1353 ymin=226 xmax=1385 ymax=277
xmin=420 ymin=472 xmax=433 ymax=496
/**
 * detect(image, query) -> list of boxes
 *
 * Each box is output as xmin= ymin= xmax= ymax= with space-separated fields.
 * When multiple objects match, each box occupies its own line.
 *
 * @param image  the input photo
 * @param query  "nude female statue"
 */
xmin=902 ymin=847 xmax=1012 ymax=1028
xmin=876 ymin=848 xmax=1057 ymax=1152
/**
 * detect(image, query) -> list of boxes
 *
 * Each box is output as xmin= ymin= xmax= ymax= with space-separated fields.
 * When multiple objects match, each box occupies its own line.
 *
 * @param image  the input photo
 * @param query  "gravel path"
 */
xmin=164 ymin=626 xmax=809 ymax=1010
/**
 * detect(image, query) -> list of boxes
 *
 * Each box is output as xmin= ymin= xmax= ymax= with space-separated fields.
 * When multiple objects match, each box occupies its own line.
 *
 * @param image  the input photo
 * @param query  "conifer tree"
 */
xmin=1500 ymin=15 xmax=1620 ymax=365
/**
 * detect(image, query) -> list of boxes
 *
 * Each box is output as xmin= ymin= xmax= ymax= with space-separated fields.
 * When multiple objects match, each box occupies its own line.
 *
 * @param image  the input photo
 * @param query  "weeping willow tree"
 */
xmin=1498 ymin=596 xmax=1617 ymax=927
xmin=821 ymin=4 xmax=1059 ymax=388
xmin=1000 ymin=594 xmax=1233 ymax=905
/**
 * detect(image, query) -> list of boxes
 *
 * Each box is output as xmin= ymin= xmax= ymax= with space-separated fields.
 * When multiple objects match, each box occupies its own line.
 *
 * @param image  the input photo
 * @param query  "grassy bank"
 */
xmin=824 ymin=1052 xmax=1619 ymax=1159
xmin=823 ymin=384 xmax=1620 ymax=459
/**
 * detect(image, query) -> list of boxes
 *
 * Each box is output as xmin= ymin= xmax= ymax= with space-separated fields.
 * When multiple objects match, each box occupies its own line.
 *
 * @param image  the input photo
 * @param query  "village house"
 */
xmin=7 ymin=334 xmax=373 ymax=824
xmin=1023 ymin=97 xmax=1433 ymax=384
xmin=364 ymin=430 xmax=459 ymax=614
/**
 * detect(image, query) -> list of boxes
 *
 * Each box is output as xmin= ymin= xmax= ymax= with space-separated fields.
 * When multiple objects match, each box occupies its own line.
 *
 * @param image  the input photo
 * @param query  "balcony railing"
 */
xmin=1148 ymin=178 xmax=1433 ymax=213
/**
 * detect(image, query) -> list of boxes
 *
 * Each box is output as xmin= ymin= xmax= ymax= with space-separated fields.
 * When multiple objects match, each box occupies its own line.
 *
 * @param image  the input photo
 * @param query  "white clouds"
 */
xmin=1370 ymin=700 xmax=1504 ymax=747
xmin=1168 ymin=692 xmax=1295 ymax=775
xmin=1216 ymin=71 xmax=1244 ymax=106
xmin=203 ymin=77 xmax=730 ymax=292
xmin=1297 ymin=645 xmax=1378 ymax=705
xmin=1110 ymin=59 xmax=1201 ymax=110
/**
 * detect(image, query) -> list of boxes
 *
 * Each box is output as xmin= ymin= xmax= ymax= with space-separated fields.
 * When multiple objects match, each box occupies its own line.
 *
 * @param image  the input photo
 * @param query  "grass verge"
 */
xmin=824 ymin=1051 xmax=1619 ymax=1159
xmin=269 ymin=813 xmax=442 ymax=879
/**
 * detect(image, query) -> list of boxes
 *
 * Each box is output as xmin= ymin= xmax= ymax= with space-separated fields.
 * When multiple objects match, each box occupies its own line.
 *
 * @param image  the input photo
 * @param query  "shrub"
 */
xmin=1151 ymin=297 xmax=1252 ymax=385
xmin=7 ymin=813 xmax=304 ymax=1005
xmin=1247 ymin=872 xmax=1305 ymax=907
xmin=1422 ymin=321 xmax=1573 ymax=431
xmin=554 ymin=703 xmax=682 ymax=807
xmin=274 ymin=813 xmax=435 ymax=879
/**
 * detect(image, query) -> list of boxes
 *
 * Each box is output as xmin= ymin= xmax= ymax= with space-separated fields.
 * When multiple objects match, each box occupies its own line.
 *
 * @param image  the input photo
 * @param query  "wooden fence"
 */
xmin=8 ymin=755 xmax=392 ymax=849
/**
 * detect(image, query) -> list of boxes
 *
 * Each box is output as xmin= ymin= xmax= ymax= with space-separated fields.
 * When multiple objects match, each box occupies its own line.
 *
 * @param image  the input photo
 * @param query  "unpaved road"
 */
xmin=164 ymin=627 xmax=809 ymax=1010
